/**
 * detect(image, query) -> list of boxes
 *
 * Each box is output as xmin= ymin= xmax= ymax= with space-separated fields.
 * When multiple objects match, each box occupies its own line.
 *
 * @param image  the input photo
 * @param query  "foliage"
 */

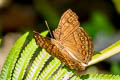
xmin=0 ymin=31 xmax=120 ymax=80
xmin=0 ymin=32 xmax=29 ymax=80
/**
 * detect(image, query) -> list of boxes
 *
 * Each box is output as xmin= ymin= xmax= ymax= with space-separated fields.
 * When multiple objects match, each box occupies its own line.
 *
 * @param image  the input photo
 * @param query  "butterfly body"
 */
xmin=34 ymin=9 xmax=93 ymax=70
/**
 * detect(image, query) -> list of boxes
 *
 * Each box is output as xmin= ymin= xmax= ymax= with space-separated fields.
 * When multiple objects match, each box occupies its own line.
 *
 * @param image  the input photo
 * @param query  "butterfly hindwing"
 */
xmin=62 ymin=27 xmax=93 ymax=64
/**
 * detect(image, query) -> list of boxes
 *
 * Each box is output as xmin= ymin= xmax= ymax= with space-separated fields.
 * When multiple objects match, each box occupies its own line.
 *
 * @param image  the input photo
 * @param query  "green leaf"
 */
xmin=12 ymin=38 xmax=38 ymax=80
xmin=93 ymin=51 xmax=101 ymax=56
xmin=38 ymin=58 xmax=61 ymax=80
xmin=50 ymin=66 xmax=75 ymax=80
xmin=25 ymin=49 xmax=51 ymax=80
xmin=0 ymin=32 xmax=29 ymax=80
xmin=12 ymin=31 xmax=48 ymax=80
xmin=71 ymin=74 xmax=120 ymax=80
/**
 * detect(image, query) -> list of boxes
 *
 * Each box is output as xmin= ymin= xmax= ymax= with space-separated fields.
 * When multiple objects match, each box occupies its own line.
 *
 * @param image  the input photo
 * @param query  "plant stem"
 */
xmin=87 ymin=40 xmax=120 ymax=66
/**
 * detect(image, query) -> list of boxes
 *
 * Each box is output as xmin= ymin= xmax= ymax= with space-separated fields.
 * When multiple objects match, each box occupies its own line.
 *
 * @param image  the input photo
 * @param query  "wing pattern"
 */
xmin=53 ymin=9 xmax=93 ymax=64
xmin=53 ymin=9 xmax=80 ymax=41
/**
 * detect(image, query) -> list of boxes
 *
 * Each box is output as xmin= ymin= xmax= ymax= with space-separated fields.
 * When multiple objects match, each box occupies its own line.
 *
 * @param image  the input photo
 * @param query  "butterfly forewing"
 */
xmin=53 ymin=9 xmax=80 ymax=41
xmin=33 ymin=33 xmax=59 ymax=57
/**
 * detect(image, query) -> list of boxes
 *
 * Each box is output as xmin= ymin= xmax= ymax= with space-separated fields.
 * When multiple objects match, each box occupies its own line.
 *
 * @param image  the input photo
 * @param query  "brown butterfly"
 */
xmin=33 ymin=9 xmax=93 ymax=70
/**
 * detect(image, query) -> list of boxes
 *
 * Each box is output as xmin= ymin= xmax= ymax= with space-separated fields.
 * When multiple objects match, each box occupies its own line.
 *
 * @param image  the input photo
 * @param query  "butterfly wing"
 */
xmin=33 ymin=33 xmax=55 ymax=53
xmin=63 ymin=27 xmax=93 ymax=64
xmin=53 ymin=9 xmax=93 ymax=64
xmin=33 ymin=33 xmax=86 ymax=70
xmin=53 ymin=9 xmax=80 ymax=41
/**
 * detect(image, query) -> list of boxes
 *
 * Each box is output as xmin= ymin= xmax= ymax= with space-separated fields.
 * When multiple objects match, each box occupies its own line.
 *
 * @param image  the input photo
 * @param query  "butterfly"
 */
xmin=33 ymin=9 xmax=93 ymax=70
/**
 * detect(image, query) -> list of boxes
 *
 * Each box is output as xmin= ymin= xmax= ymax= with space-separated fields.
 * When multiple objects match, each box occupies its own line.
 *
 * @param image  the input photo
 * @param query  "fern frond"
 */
xmin=71 ymin=74 xmax=120 ymax=80
xmin=25 ymin=49 xmax=51 ymax=80
xmin=0 ymin=32 xmax=29 ymax=80
xmin=12 ymin=38 xmax=38 ymax=80
xmin=38 ymin=58 xmax=61 ymax=80
xmin=12 ymin=31 xmax=48 ymax=80
xmin=51 ymin=67 xmax=75 ymax=80
xmin=51 ymin=68 xmax=68 ymax=80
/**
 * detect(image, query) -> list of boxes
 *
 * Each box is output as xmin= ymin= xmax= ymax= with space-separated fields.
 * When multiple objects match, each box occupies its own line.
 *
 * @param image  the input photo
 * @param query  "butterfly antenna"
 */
xmin=45 ymin=20 xmax=54 ymax=38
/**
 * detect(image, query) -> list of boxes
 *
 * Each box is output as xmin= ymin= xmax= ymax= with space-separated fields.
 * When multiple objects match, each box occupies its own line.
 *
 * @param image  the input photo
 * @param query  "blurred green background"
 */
xmin=0 ymin=0 xmax=120 ymax=75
